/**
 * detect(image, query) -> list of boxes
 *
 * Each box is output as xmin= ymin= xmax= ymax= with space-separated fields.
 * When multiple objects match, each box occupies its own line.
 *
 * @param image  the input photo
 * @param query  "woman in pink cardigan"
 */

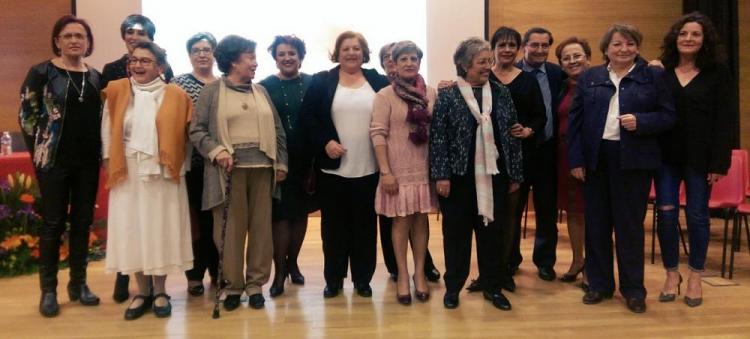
xmin=370 ymin=41 xmax=437 ymax=305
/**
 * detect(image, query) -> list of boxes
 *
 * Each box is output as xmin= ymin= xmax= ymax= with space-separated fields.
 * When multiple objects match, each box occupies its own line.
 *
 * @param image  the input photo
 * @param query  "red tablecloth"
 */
xmin=0 ymin=152 xmax=109 ymax=220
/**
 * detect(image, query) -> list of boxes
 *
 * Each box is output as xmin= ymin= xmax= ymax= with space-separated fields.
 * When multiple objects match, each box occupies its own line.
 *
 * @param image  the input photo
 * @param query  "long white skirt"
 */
xmin=105 ymin=156 xmax=193 ymax=275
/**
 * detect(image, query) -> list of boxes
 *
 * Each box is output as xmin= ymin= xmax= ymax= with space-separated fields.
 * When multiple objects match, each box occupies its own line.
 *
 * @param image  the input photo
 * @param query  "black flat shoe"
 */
xmin=152 ymin=293 xmax=172 ymax=318
xmin=68 ymin=283 xmax=100 ymax=306
xmin=113 ymin=274 xmax=130 ymax=303
xmin=397 ymin=293 xmax=412 ymax=305
xmin=289 ymin=271 xmax=305 ymax=285
xmin=503 ymin=276 xmax=516 ymax=293
xmin=443 ymin=292 xmax=459 ymax=309
xmin=124 ymin=295 xmax=151 ymax=320
xmin=626 ymin=297 xmax=646 ymax=313
xmin=581 ymin=282 xmax=590 ymax=293
xmin=187 ymin=284 xmax=205 ymax=297
xmin=223 ymin=294 xmax=241 ymax=311
xmin=425 ymin=267 xmax=441 ymax=282
xmin=538 ymin=266 xmax=556 ymax=281
xmin=269 ymin=284 xmax=284 ymax=298
xmin=323 ymin=284 xmax=341 ymax=298
xmin=39 ymin=292 xmax=59 ymax=317
xmin=248 ymin=293 xmax=265 ymax=309
xmin=483 ymin=290 xmax=512 ymax=311
xmin=582 ymin=290 xmax=613 ymax=305
xmin=354 ymin=283 xmax=372 ymax=298
xmin=465 ymin=278 xmax=482 ymax=292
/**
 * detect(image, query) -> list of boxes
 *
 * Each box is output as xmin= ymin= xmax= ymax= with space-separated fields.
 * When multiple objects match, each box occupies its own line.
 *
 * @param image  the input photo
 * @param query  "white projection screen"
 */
xmin=142 ymin=0 xmax=428 ymax=81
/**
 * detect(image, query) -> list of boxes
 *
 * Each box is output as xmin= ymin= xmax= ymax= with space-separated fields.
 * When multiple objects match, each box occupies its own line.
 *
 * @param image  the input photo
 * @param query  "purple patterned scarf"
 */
xmin=392 ymin=74 xmax=430 ymax=145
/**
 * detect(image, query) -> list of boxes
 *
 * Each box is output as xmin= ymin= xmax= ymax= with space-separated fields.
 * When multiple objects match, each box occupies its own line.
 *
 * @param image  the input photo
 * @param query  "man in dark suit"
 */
xmin=510 ymin=27 xmax=564 ymax=281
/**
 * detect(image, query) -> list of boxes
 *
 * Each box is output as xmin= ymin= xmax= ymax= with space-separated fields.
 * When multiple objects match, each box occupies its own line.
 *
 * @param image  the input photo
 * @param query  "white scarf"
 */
xmin=127 ymin=76 xmax=166 ymax=176
xmin=456 ymin=77 xmax=499 ymax=225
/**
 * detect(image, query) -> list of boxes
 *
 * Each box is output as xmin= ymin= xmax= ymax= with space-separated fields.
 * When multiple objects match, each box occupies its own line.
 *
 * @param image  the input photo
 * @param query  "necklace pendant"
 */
xmin=78 ymin=96 xmax=84 ymax=103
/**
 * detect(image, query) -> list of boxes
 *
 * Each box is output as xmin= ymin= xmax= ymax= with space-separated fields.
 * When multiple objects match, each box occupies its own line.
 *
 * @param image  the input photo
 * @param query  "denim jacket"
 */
xmin=567 ymin=59 xmax=676 ymax=171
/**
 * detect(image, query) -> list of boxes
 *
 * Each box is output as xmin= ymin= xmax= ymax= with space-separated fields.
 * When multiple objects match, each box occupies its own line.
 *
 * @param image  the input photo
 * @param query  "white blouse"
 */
xmin=322 ymin=82 xmax=378 ymax=178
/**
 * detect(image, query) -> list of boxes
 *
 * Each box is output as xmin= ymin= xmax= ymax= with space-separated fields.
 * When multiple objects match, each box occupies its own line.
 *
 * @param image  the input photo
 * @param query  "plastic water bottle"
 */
xmin=1 ymin=131 xmax=12 ymax=156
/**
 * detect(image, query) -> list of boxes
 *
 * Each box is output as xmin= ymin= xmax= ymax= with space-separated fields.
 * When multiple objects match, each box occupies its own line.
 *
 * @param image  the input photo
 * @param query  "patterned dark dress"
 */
xmin=260 ymin=73 xmax=314 ymax=221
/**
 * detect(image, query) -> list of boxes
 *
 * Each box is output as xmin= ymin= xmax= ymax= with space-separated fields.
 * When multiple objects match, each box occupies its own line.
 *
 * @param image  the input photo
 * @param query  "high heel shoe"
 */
xmin=684 ymin=273 xmax=703 ymax=307
xmin=413 ymin=276 xmax=430 ymax=302
xmin=658 ymin=274 xmax=682 ymax=302
xmin=289 ymin=269 xmax=305 ymax=285
xmin=559 ymin=266 xmax=584 ymax=283
xmin=269 ymin=274 xmax=286 ymax=298
xmin=396 ymin=293 xmax=412 ymax=305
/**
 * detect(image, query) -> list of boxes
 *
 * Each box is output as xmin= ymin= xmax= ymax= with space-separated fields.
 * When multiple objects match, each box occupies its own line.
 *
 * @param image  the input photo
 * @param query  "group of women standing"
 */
xmin=20 ymin=10 xmax=734 ymax=319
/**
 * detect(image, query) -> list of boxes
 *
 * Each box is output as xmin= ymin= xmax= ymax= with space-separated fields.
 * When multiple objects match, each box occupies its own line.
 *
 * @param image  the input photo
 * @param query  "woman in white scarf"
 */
xmin=102 ymin=41 xmax=193 ymax=320
xmin=429 ymin=37 xmax=523 ymax=311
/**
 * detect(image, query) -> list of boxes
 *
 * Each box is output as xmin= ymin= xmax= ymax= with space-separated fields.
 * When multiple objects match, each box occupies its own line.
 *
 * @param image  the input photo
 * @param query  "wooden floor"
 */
xmin=1 ymin=213 xmax=750 ymax=338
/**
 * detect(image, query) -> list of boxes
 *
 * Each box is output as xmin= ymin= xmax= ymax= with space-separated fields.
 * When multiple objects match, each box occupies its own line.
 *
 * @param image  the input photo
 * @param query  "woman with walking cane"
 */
xmin=190 ymin=35 xmax=288 ymax=313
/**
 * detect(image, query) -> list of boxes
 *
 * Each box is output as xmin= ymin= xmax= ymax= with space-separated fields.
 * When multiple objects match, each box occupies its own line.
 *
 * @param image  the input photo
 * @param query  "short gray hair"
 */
xmin=453 ymin=37 xmax=491 ymax=77
xmin=391 ymin=40 xmax=423 ymax=63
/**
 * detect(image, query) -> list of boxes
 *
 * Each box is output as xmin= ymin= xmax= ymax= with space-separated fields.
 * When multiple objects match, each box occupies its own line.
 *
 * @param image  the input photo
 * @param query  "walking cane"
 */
xmin=212 ymin=168 xmax=232 ymax=319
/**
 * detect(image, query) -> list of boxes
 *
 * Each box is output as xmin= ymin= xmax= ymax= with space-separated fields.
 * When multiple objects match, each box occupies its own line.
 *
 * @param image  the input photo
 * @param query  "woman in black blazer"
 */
xmin=300 ymin=31 xmax=389 ymax=298
xmin=654 ymin=12 xmax=734 ymax=308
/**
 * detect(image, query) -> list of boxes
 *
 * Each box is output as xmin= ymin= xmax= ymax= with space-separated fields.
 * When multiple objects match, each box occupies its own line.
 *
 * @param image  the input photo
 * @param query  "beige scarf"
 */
xmin=216 ymin=78 xmax=277 ymax=162
xmin=456 ymin=77 xmax=499 ymax=225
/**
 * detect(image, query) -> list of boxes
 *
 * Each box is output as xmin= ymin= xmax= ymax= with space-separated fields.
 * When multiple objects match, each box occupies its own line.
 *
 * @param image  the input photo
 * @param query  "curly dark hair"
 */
xmin=214 ymin=35 xmax=256 ymax=74
xmin=51 ymin=15 xmax=94 ymax=57
xmin=268 ymin=35 xmax=307 ymax=61
xmin=659 ymin=11 xmax=723 ymax=70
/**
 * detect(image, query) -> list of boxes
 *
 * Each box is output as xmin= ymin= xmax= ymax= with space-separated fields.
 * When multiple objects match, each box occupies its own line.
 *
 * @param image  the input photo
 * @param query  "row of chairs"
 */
xmin=649 ymin=149 xmax=750 ymax=279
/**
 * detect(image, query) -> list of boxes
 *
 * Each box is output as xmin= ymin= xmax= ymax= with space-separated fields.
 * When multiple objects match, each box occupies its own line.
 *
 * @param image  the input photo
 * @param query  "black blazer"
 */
xmin=300 ymin=65 xmax=389 ymax=169
xmin=516 ymin=60 xmax=565 ymax=145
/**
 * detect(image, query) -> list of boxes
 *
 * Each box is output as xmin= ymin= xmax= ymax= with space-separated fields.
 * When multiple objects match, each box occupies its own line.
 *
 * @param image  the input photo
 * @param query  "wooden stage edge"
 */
xmin=1 ymin=213 xmax=749 ymax=338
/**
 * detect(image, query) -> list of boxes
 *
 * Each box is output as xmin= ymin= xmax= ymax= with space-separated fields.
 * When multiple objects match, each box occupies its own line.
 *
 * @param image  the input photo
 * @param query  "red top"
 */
xmin=557 ymin=83 xmax=584 ymax=213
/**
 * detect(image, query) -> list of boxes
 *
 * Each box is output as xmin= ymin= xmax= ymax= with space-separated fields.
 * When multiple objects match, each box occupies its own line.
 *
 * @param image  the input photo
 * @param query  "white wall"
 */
xmin=77 ymin=0 xmax=485 ymax=87
xmin=426 ymin=0 xmax=484 ymax=86
xmin=76 ymin=0 xmax=140 ymax=70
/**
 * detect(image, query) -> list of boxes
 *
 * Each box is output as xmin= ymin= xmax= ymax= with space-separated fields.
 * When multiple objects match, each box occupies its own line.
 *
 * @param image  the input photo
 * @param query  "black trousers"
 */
xmin=319 ymin=171 xmax=378 ymax=286
xmin=379 ymin=215 xmax=436 ymax=275
xmin=509 ymin=139 xmax=558 ymax=268
xmin=36 ymin=162 xmax=99 ymax=292
xmin=584 ymin=140 xmax=651 ymax=299
xmin=184 ymin=163 xmax=218 ymax=282
xmin=440 ymin=173 xmax=510 ymax=294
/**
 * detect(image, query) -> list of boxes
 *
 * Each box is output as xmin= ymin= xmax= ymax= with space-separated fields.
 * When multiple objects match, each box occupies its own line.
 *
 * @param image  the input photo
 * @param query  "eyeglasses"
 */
xmin=128 ymin=57 xmax=155 ymax=66
xmin=191 ymin=47 xmax=213 ymax=56
xmin=561 ymin=54 xmax=587 ymax=63
xmin=58 ymin=33 xmax=87 ymax=41
xmin=527 ymin=42 xmax=550 ymax=50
